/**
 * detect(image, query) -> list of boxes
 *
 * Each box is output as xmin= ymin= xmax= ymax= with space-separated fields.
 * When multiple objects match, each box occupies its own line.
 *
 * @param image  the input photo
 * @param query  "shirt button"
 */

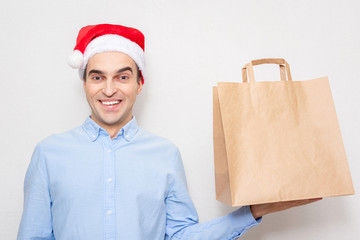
xmin=107 ymin=149 xmax=111 ymax=153
xmin=107 ymin=178 xmax=112 ymax=183
xmin=106 ymin=210 xmax=112 ymax=215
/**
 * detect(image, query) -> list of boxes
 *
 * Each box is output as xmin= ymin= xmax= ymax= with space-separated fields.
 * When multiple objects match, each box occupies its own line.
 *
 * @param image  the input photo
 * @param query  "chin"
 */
xmin=102 ymin=118 xmax=123 ymax=126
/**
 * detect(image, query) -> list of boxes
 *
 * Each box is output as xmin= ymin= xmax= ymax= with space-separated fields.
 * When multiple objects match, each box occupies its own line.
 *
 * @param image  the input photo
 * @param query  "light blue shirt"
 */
xmin=18 ymin=117 xmax=261 ymax=240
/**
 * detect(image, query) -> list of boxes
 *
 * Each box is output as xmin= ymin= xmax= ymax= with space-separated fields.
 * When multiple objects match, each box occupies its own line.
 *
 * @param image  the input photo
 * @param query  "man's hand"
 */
xmin=250 ymin=198 xmax=322 ymax=219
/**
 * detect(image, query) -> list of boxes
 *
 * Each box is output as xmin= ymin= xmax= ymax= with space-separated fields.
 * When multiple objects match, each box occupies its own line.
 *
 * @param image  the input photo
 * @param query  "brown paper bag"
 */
xmin=213 ymin=58 xmax=355 ymax=206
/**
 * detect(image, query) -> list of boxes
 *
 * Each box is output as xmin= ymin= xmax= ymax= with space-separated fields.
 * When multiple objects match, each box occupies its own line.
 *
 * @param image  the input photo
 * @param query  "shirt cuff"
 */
xmin=229 ymin=206 xmax=262 ymax=236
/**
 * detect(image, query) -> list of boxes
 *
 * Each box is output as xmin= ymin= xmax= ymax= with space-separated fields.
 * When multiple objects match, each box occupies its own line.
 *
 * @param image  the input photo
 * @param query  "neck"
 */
xmin=105 ymin=126 xmax=122 ymax=139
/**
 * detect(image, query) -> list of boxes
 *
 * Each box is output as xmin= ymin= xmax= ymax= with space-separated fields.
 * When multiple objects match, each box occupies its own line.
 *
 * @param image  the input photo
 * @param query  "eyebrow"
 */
xmin=87 ymin=67 xmax=133 ymax=77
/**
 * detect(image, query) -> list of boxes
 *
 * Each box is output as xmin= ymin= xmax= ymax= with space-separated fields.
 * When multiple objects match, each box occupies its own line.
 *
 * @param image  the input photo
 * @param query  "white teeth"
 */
xmin=101 ymin=100 xmax=121 ymax=106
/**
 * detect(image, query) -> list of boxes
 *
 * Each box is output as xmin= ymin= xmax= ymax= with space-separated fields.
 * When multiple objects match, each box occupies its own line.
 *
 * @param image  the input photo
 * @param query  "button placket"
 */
xmin=102 ymin=136 xmax=116 ymax=239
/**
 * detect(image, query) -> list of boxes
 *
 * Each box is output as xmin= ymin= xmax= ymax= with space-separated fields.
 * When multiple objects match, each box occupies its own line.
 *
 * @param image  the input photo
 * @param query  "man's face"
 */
xmin=83 ymin=51 xmax=142 ymax=131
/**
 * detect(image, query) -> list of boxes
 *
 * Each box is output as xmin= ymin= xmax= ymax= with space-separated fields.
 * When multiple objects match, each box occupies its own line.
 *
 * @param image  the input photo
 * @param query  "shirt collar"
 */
xmin=82 ymin=116 xmax=139 ymax=142
xmin=119 ymin=116 xmax=139 ymax=141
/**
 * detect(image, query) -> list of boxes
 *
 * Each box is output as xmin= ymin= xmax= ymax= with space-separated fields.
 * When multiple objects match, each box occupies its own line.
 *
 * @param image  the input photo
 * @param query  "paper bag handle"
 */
xmin=242 ymin=58 xmax=293 ymax=83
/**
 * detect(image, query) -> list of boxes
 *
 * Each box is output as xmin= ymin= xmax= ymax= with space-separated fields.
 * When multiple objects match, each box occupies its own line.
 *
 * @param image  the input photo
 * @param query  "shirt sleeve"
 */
xmin=17 ymin=144 xmax=55 ymax=240
xmin=165 ymin=150 xmax=261 ymax=240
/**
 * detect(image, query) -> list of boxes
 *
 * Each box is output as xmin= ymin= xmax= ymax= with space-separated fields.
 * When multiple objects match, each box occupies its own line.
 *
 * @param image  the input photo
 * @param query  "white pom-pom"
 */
xmin=67 ymin=50 xmax=83 ymax=69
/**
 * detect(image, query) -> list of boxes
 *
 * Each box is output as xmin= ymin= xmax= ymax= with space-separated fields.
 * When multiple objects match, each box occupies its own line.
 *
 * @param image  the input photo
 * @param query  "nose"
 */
xmin=102 ymin=79 xmax=117 ymax=96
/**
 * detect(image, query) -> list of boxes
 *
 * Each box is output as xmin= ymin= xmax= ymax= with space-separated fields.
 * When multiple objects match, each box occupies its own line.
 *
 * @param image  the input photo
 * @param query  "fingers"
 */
xmin=273 ymin=198 xmax=322 ymax=210
xmin=250 ymin=197 xmax=322 ymax=219
xmin=283 ymin=198 xmax=322 ymax=207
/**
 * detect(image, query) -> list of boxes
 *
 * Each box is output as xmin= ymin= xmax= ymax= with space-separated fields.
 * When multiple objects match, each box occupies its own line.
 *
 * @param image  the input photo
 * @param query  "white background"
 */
xmin=1 ymin=0 xmax=359 ymax=239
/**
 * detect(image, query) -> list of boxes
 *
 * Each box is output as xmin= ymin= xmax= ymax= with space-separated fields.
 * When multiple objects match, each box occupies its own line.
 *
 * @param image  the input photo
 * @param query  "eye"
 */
xmin=119 ymin=75 xmax=129 ymax=80
xmin=92 ymin=76 xmax=102 ymax=81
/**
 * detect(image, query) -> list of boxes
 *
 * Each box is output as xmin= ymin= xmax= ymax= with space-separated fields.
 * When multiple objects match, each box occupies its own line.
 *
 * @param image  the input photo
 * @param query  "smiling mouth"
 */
xmin=100 ymin=100 xmax=122 ymax=106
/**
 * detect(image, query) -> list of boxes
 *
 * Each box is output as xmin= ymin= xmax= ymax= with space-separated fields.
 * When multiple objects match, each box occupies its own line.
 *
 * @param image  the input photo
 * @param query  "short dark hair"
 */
xmin=83 ymin=64 xmax=142 ymax=84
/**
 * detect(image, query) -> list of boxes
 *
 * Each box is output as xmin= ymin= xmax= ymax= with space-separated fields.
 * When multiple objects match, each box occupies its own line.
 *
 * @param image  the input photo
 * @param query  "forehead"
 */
xmin=87 ymin=51 xmax=137 ymax=71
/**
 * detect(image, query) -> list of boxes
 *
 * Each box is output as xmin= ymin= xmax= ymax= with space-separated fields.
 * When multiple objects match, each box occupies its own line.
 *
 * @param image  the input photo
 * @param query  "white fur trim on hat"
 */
xmin=78 ymin=34 xmax=145 ymax=79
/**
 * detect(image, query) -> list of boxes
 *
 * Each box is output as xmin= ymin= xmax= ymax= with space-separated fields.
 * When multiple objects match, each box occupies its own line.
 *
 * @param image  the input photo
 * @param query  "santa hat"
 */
xmin=68 ymin=24 xmax=145 ymax=83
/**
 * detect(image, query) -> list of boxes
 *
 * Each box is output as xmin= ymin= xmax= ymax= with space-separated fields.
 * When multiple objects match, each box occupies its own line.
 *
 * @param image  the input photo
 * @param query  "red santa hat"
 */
xmin=68 ymin=24 xmax=145 ymax=83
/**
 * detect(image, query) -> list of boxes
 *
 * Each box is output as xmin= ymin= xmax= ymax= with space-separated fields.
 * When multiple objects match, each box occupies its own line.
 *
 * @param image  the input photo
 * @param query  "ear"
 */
xmin=137 ymin=81 xmax=143 ymax=95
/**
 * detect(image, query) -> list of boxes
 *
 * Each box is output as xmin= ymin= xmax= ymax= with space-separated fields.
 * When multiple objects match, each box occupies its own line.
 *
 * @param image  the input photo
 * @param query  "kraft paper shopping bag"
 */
xmin=213 ymin=58 xmax=354 ymax=206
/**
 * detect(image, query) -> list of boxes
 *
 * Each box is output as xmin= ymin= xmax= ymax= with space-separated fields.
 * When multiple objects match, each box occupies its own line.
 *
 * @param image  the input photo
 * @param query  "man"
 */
xmin=18 ymin=24 xmax=320 ymax=240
